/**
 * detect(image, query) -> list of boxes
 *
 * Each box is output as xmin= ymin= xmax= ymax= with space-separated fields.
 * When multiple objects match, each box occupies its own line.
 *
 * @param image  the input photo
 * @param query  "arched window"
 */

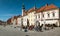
xmin=27 ymin=19 xmax=29 ymax=27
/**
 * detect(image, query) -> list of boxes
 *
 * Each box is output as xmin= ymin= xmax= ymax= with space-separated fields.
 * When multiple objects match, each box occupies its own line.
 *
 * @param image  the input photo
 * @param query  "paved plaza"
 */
xmin=0 ymin=25 xmax=60 ymax=36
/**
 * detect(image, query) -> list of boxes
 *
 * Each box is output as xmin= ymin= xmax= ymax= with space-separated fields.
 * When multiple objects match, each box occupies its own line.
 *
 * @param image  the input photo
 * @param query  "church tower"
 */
xmin=22 ymin=3 xmax=25 ymax=16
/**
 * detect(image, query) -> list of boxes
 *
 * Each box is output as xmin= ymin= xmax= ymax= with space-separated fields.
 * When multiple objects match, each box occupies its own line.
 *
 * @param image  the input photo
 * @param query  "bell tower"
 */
xmin=22 ymin=3 xmax=25 ymax=16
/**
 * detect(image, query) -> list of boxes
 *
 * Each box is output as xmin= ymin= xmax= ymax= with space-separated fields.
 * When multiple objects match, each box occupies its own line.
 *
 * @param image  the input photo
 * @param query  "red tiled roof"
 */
xmin=7 ymin=18 xmax=12 ymax=24
xmin=13 ymin=16 xmax=17 ymax=19
xmin=44 ymin=4 xmax=57 ymax=11
xmin=23 ymin=4 xmax=58 ymax=15
xmin=37 ymin=6 xmax=46 ymax=12
xmin=28 ymin=7 xmax=36 ymax=13
xmin=37 ymin=4 xmax=58 ymax=12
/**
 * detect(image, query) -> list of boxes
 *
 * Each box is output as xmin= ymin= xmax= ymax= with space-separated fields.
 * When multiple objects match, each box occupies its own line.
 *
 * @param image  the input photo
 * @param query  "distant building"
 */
xmin=7 ymin=18 xmax=12 ymax=25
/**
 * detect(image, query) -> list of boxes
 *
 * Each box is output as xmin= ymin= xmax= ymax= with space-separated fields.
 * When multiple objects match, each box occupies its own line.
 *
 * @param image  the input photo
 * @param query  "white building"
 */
xmin=35 ymin=4 xmax=60 ymax=26
xmin=22 ymin=15 xmax=28 ymax=26
xmin=13 ymin=4 xmax=60 ymax=27
xmin=17 ymin=17 xmax=22 ymax=27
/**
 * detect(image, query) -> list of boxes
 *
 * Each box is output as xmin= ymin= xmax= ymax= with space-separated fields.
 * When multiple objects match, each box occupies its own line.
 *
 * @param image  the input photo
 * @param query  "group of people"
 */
xmin=21 ymin=24 xmax=44 ymax=32
xmin=21 ymin=24 xmax=57 ymax=32
xmin=34 ymin=24 xmax=43 ymax=32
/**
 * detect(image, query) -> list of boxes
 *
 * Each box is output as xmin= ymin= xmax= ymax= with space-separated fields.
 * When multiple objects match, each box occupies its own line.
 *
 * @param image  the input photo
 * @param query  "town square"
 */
xmin=0 ymin=0 xmax=60 ymax=36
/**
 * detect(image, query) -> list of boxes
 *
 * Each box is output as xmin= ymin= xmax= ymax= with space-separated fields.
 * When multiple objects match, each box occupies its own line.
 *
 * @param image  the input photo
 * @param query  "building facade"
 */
xmin=12 ymin=4 xmax=60 ymax=28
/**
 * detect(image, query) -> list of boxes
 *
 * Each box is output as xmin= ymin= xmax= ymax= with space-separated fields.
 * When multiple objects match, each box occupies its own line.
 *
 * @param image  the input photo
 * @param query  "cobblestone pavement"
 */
xmin=0 ymin=25 xmax=60 ymax=36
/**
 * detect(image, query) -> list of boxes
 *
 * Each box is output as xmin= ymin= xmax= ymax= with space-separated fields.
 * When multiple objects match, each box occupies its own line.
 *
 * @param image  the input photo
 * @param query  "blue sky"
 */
xmin=0 ymin=0 xmax=60 ymax=21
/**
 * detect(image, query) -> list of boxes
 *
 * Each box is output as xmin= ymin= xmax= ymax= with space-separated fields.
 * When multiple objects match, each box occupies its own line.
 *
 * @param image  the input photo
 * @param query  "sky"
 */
xmin=0 ymin=0 xmax=60 ymax=21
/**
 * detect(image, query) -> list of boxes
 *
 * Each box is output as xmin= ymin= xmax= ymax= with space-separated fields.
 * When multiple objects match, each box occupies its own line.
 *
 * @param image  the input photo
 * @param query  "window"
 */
xmin=21 ymin=18 xmax=23 ymax=24
xmin=42 ymin=14 xmax=44 ymax=17
xmin=47 ymin=13 xmax=50 ymax=17
xmin=41 ymin=12 xmax=44 ymax=18
xmin=38 ymin=14 xmax=40 ymax=18
xmin=35 ymin=15 xmax=37 ymax=19
xmin=52 ymin=12 xmax=55 ymax=17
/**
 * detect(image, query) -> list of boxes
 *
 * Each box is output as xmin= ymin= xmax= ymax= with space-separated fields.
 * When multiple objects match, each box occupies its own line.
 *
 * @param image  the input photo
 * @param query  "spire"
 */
xmin=34 ymin=3 xmax=36 ymax=9
xmin=22 ymin=3 xmax=25 ymax=9
xmin=34 ymin=0 xmax=36 ymax=10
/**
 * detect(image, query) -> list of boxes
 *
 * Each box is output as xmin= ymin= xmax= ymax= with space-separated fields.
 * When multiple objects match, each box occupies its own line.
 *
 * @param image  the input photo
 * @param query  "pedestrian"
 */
xmin=39 ymin=24 xmax=43 ymax=32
